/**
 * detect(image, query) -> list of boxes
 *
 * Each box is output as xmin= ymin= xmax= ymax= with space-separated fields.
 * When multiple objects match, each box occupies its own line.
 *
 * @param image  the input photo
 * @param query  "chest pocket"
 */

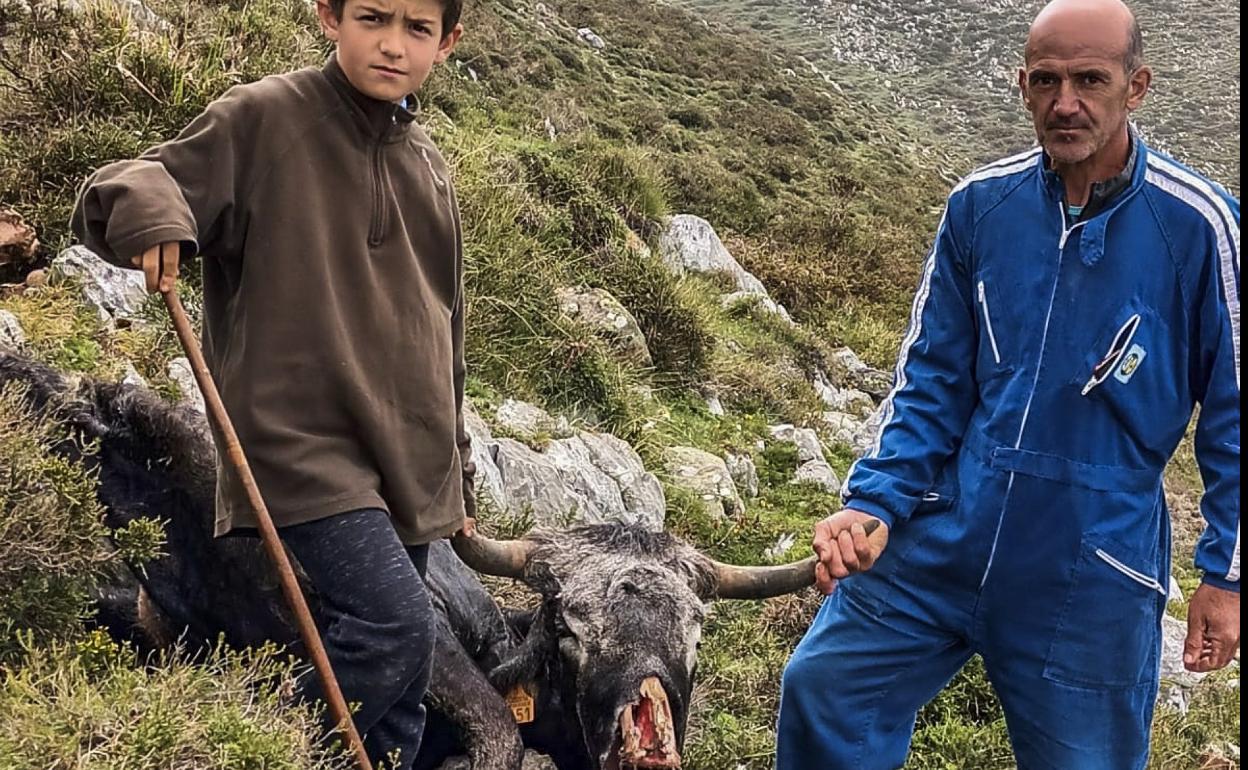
xmin=1069 ymin=302 xmax=1185 ymax=452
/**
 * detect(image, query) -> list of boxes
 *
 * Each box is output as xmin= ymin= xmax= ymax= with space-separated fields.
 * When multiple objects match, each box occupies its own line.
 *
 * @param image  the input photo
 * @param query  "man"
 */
xmin=776 ymin=0 xmax=1239 ymax=767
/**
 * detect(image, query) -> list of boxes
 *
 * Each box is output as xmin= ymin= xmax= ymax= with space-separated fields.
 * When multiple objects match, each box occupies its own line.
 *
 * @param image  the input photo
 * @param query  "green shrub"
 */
xmin=0 ymin=383 xmax=161 ymax=660
xmin=0 ymin=633 xmax=350 ymax=769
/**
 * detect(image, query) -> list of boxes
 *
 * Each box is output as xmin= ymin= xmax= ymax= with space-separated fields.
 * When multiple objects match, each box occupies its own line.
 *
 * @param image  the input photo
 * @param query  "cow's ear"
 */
xmin=488 ymin=600 xmax=557 ymax=692
xmin=522 ymin=560 xmax=561 ymax=596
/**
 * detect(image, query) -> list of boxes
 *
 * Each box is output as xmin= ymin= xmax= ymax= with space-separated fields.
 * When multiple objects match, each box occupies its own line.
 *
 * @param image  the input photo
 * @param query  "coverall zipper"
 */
xmin=980 ymin=204 xmax=1085 ymax=589
xmin=977 ymin=280 xmax=1002 ymax=365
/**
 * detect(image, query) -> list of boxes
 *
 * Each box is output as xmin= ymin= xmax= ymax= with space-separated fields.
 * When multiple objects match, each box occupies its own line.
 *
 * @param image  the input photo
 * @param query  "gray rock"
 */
xmin=557 ymin=286 xmax=652 ymax=366
xmin=121 ymin=362 xmax=147 ymax=389
xmin=793 ymin=459 xmax=840 ymax=493
xmin=852 ymin=403 xmax=888 ymax=457
xmin=494 ymin=438 xmax=583 ymax=526
xmin=463 ymin=401 xmax=507 ymax=511
xmin=813 ymin=369 xmax=874 ymax=416
xmin=811 ymin=370 xmax=840 ymax=408
xmin=705 ymin=394 xmax=725 ymax=417
xmin=769 ymin=424 xmax=825 ymax=464
xmin=165 ymin=359 xmax=204 ymax=414
xmin=575 ymin=431 xmax=666 ymax=529
xmin=0 ymin=310 xmax=25 ymax=350
xmin=830 ymin=387 xmax=875 ymax=418
xmin=576 ymin=27 xmax=605 ymax=49
xmin=725 ymin=452 xmax=760 ymax=498
xmin=1159 ymin=613 xmax=1209 ymax=713
xmin=166 ymin=357 xmax=204 ymax=414
xmin=490 ymin=430 xmax=664 ymax=530
xmin=831 ymin=347 xmax=893 ymax=400
xmin=659 ymin=215 xmax=769 ymax=297
xmin=494 ymin=398 xmax=572 ymax=440
xmin=822 ymin=410 xmax=863 ymax=448
xmin=1168 ymin=576 xmax=1184 ymax=605
xmin=545 ymin=437 xmax=630 ymax=524
xmin=663 ymin=446 xmax=743 ymax=520
xmin=50 ymin=246 xmax=148 ymax=326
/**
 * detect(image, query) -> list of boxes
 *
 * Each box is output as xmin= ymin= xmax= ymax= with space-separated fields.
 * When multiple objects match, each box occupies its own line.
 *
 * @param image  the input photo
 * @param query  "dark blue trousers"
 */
xmin=282 ymin=508 xmax=434 ymax=770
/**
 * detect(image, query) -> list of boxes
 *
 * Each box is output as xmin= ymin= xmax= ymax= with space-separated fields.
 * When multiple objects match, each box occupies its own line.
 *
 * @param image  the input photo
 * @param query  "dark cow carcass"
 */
xmin=0 ymin=350 xmax=819 ymax=769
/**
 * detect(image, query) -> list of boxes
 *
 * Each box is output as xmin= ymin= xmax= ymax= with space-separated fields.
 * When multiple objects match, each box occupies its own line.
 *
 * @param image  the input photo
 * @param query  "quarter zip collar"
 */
xmin=1039 ymin=129 xmax=1150 ymax=267
xmin=322 ymin=53 xmax=417 ymax=142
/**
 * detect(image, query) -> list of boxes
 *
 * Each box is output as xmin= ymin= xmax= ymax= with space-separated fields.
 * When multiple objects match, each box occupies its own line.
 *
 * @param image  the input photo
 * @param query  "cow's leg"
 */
xmin=425 ymin=619 xmax=525 ymax=770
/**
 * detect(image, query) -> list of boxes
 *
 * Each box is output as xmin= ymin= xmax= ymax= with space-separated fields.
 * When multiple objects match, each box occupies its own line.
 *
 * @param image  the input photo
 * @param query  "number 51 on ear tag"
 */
xmin=505 ymin=684 xmax=536 ymax=724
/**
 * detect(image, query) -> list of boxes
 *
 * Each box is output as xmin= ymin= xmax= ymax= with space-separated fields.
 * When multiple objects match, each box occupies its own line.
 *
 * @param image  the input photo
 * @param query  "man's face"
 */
xmin=318 ymin=0 xmax=462 ymax=103
xmin=1018 ymin=17 xmax=1149 ymax=167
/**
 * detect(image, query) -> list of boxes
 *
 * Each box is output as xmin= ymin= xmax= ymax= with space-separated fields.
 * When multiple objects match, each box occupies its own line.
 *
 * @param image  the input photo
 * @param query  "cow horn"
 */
xmin=711 ymin=519 xmax=882 ymax=600
xmin=450 ymin=528 xmax=534 ymax=579
xmin=710 ymin=555 xmax=819 ymax=600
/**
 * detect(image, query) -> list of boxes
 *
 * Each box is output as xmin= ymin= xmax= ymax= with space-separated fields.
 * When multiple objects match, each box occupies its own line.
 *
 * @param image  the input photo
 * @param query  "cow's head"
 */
xmin=453 ymin=523 xmax=817 ymax=769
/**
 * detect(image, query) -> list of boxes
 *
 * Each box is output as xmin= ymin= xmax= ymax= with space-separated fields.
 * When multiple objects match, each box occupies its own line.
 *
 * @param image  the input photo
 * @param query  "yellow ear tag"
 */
xmin=505 ymin=684 xmax=536 ymax=724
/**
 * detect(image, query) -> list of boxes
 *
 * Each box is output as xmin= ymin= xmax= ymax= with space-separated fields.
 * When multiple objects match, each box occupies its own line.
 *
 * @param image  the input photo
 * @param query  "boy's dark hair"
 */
xmin=327 ymin=0 xmax=464 ymax=35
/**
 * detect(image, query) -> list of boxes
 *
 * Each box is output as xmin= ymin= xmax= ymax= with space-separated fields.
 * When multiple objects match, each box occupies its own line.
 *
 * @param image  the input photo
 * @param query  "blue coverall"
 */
xmin=777 ymin=139 xmax=1240 ymax=769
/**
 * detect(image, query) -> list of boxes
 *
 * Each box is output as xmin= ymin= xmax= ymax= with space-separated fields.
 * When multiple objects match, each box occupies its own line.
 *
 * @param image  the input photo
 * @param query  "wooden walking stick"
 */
xmin=162 ymin=288 xmax=374 ymax=770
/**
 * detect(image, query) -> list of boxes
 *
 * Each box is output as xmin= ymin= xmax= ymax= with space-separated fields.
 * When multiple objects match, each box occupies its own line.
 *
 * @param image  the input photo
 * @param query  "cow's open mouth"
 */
xmin=605 ymin=676 xmax=681 ymax=769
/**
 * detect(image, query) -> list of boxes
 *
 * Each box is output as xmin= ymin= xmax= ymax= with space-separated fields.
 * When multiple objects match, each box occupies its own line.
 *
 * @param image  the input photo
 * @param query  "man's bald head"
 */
xmin=1027 ymin=0 xmax=1144 ymax=73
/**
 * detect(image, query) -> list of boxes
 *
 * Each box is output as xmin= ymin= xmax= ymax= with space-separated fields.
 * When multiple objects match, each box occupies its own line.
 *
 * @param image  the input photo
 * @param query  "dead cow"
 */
xmin=0 ymin=351 xmax=819 ymax=770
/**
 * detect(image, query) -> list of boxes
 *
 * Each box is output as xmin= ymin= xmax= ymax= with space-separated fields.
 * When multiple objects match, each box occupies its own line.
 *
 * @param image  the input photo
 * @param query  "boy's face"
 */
xmin=317 ymin=0 xmax=462 ymax=103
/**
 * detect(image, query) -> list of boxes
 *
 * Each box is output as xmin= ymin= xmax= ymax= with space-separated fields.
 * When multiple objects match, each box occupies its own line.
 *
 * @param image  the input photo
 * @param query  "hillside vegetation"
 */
xmin=0 ymin=0 xmax=1238 ymax=768
xmin=672 ymin=0 xmax=1241 ymax=189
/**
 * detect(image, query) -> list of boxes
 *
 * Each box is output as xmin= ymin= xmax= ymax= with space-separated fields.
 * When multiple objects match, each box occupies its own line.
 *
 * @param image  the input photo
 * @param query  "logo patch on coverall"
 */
xmin=1114 ymin=344 xmax=1146 ymax=384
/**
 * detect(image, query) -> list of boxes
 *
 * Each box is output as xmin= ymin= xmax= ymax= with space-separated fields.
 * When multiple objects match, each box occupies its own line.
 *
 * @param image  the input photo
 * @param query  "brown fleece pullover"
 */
xmin=72 ymin=55 xmax=474 ymax=544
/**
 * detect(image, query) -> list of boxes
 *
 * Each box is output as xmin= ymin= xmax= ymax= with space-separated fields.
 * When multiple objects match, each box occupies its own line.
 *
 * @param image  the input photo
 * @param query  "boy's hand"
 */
xmin=131 ymin=241 xmax=179 ymax=293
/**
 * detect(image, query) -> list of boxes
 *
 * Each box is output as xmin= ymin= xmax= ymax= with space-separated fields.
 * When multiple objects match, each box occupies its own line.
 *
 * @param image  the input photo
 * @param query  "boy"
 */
xmin=72 ymin=1 xmax=472 ymax=767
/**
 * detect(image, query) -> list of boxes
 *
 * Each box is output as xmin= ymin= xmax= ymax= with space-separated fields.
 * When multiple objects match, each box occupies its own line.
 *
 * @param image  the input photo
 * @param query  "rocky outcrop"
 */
xmin=769 ymin=423 xmax=841 ymax=493
xmin=768 ymin=424 xmax=824 ymax=464
xmin=830 ymin=347 xmax=893 ymax=401
xmin=494 ymin=398 xmax=573 ymax=440
xmin=468 ymin=400 xmax=664 ymax=529
xmin=576 ymin=27 xmax=605 ymax=49
xmin=49 ymin=246 xmax=148 ymax=327
xmin=557 ymin=286 xmax=652 ymax=366
xmin=166 ymin=357 xmax=205 ymax=414
xmin=793 ymin=459 xmax=840 ymax=493
xmin=663 ymin=446 xmax=743 ymax=520
xmin=659 ymin=216 xmax=792 ymax=325
xmin=725 ymin=452 xmax=759 ymax=499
